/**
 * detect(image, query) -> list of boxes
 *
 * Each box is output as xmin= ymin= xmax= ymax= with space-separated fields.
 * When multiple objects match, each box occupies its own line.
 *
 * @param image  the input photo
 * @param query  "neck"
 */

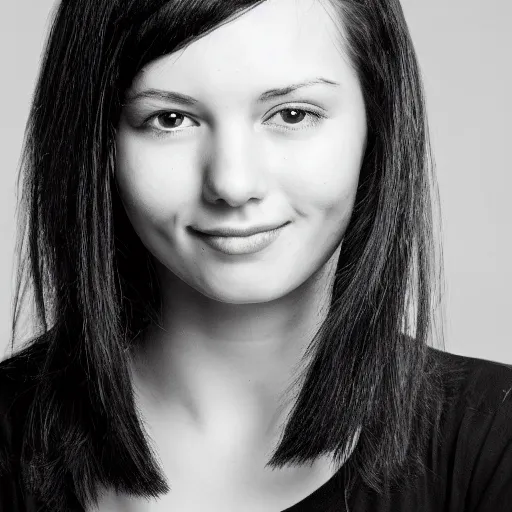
xmin=129 ymin=248 xmax=340 ymax=455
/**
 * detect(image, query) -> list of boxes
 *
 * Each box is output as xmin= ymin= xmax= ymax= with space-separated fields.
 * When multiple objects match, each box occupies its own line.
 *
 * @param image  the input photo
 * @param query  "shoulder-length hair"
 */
xmin=7 ymin=0 xmax=449 ymax=510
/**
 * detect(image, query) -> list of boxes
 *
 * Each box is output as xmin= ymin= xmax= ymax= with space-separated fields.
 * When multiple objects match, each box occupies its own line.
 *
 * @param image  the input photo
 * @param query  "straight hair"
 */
xmin=5 ymin=0 xmax=454 ymax=510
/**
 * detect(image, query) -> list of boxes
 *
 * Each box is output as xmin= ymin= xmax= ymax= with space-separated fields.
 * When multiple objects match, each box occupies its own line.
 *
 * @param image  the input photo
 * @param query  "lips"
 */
xmin=190 ymin=223 xmax=288 ymax=255
xmin=192 ymin=222 xmax=288 ymax=237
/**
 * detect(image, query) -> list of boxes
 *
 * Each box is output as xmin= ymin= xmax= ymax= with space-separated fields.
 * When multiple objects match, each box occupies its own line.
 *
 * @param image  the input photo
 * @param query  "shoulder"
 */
xmin=428 ymin=347 xmax=512 ymax=413
xmin=0 ymin=340 xmax=47 ymax=412
xmin=426 ymin=348 xmax=512 ymax=510
xmin=0 ymin=341 xmax=50 ymax=508
xmin=427 ymin=347 xmax=512 ymax=444
xmin=0 ymin=340 xmax=48 ymax=458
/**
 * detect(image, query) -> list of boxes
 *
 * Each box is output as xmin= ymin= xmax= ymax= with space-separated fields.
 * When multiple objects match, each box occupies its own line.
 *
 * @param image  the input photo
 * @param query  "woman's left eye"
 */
xmin=265 ymin=107 xmax=325 ymax=130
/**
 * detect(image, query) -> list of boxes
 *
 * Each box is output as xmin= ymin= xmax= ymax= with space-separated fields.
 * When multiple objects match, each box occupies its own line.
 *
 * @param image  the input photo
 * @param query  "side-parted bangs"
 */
xmin=114 ymin=0 xmax=267 ymax=96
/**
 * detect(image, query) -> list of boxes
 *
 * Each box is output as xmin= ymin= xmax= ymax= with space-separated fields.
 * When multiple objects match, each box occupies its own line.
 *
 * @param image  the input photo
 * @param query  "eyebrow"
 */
xmin=124 ymin=77 xmax=341 ymax=106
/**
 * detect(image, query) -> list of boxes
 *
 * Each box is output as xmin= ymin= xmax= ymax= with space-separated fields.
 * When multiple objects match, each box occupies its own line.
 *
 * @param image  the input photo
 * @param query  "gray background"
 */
xmin=1 ymin=0 xmax=510 ymax=363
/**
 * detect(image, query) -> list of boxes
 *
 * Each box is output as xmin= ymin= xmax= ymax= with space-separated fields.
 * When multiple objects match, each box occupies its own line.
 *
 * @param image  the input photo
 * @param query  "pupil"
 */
xmin=281 ymin=109 xmax=305 ymax=124
xmin=159 ymin=112 xmax=183 ymax=128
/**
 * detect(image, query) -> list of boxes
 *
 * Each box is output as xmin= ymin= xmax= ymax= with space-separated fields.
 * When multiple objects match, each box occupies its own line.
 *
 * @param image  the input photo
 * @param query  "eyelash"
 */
xmin=141 ymin=106 xmax=326 ymax=138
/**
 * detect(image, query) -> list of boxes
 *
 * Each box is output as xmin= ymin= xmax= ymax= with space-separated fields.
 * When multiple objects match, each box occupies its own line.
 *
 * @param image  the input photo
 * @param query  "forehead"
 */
xmin=130 ymin=0 xmax=353 ymax=99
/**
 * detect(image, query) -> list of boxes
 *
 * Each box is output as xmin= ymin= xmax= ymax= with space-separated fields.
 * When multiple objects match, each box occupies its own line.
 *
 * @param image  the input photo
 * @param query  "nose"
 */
xmin=202 ymin=122 xmax=268 ymax=207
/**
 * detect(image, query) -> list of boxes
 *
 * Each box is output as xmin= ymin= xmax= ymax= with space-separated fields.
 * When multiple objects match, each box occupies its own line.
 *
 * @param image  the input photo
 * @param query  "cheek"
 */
xmin=114 ymin=133 xmax=199 ymax=223
xmin=279 ymin=124 xmax=366 ymax=214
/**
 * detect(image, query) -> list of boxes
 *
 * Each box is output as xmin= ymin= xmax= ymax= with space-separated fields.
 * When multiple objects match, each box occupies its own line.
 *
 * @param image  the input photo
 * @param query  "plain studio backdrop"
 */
xmin=0 ymin=0 xmax=510 ymax=364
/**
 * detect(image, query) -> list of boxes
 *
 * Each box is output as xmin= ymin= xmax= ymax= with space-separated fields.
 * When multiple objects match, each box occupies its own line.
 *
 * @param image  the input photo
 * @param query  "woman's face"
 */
xmin=115 ymin=0 xmax=367 ymax=304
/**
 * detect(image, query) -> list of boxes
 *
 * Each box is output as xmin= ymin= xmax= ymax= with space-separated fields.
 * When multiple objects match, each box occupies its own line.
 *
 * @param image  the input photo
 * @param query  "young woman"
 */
xmin=1 ymin=0 xmax=511 ymax=511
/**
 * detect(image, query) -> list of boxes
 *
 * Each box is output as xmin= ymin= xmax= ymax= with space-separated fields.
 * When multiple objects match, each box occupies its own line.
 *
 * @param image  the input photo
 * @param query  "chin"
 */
xmin=192 ymin=278 xmax=297 ymax=305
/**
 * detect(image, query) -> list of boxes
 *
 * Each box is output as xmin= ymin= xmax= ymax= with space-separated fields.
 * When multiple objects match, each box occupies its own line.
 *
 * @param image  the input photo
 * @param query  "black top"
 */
xmin=1 ymin=346 xmax=511 ymax=511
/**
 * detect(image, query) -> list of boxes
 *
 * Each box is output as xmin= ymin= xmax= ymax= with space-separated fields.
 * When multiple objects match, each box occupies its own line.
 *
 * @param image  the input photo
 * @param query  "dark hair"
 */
xmin=6 ymin=0 xmax=450 ymax=510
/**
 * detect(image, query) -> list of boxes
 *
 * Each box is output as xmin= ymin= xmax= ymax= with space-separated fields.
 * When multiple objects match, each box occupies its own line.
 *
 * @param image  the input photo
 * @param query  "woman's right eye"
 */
xmin=147 ymin=112 xmax=197 ymax=132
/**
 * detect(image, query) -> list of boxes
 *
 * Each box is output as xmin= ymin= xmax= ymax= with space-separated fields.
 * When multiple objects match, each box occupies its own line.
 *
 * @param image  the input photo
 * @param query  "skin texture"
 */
xmin=112 ymin=0 xmax=367 ymax=507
